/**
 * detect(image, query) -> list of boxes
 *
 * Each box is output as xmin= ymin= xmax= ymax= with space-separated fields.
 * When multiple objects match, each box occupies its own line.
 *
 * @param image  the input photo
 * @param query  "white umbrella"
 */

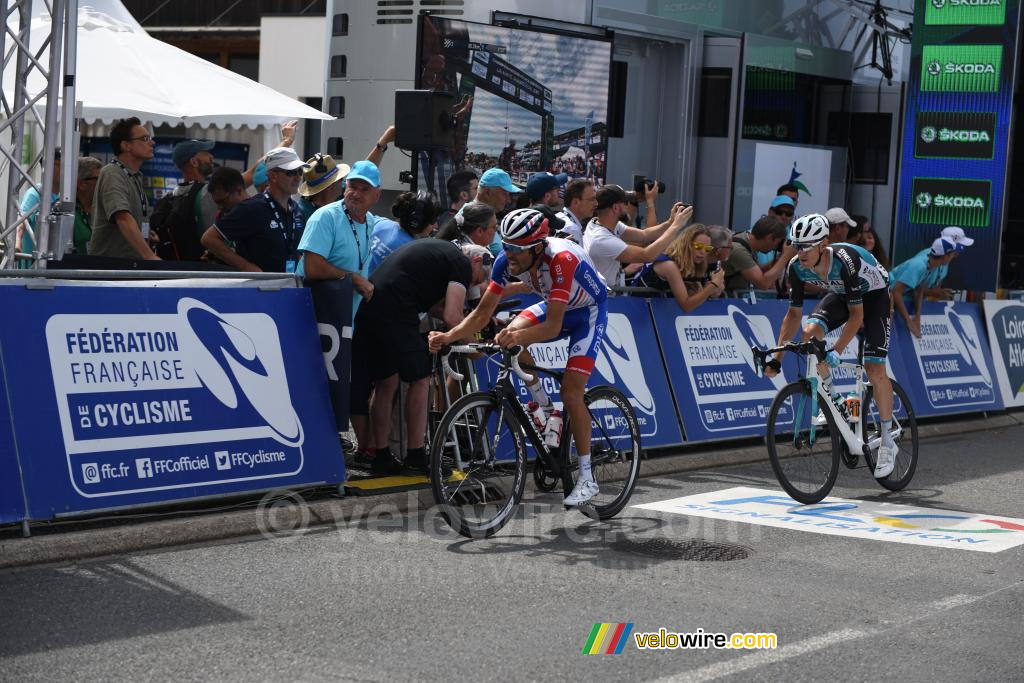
xmin=3 ymin=3 xmax=331 ymax=128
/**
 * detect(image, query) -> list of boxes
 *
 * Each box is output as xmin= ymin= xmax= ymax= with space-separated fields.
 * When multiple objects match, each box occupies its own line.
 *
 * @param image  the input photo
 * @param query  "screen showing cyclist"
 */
xmin=764 ymin=213 xmax=898 ymax=478
xmin=428 ymin=207 xmax=608 ymax=506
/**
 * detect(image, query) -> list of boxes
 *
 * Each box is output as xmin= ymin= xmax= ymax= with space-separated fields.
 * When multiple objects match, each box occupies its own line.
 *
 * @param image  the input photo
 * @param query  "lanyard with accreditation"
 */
xmin=262 ymin=190 xmax=303 ymax=273
xmin=111 ymin=159 xmax=151 ymax=238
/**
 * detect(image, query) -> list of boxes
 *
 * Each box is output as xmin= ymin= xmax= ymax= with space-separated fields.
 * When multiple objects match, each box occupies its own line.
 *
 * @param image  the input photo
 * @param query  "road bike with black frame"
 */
xmin=752 ymin=337 xmax=918 ymax=504
xmin=429 ymin=342 xmax=642 ymax=538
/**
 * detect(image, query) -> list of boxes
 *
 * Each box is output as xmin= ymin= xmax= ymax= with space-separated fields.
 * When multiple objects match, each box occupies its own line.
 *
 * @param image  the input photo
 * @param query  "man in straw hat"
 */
xmin=296 ymin=153 xmax=350 ymax=223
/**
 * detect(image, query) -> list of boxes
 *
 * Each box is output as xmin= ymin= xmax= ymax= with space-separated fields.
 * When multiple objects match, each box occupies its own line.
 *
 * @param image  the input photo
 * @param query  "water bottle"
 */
xmin=527 ymin=401 xmax=548 ymax=431
xmin=845 ymin=393 xmax=861 ymax=422
xmin=829 ymin=391 xmax=849 ymax=421
xmin=543 ymin=410 xmax=563 ymax=449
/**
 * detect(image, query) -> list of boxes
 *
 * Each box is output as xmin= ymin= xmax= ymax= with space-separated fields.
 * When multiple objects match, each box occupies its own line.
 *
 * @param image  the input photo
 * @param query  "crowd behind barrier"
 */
xmin=5 ymin=114 xmax=1016 ymax=526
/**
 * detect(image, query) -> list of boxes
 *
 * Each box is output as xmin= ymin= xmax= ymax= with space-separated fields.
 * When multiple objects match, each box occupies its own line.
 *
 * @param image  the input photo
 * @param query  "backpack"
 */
xmin=151 ymin=182 xmax=205 ymax=262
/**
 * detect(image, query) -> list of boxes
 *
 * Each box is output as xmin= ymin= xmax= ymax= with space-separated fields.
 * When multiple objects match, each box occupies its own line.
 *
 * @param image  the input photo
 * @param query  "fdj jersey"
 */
xmin=487 ymin=238 xmax=608 ymax=376
xmin=788 ymin=243 xmax=889 ymax=307
xmin=487 ymin=237 xmax=607 ymax=308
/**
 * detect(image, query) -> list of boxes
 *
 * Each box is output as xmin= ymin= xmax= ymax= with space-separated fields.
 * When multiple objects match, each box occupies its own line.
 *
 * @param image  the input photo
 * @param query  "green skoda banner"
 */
xmin=910 ymin=177 xmax=991 ymax=227
xmin=920 ymin=44 xmax=1003 ymax=92
xmin=926 ymin=0 xmax=1008 ymax=26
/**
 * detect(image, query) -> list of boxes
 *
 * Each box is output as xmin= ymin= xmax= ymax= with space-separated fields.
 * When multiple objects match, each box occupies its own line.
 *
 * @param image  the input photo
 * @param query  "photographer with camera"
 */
xmin=624 ymin=179 xmax=663 ymax=229
xmin=583 ymin=184 xmax=692 ymax=290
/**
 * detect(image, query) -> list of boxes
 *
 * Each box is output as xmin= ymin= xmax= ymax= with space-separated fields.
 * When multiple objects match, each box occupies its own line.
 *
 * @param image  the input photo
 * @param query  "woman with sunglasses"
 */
xmin=428 ymin=207 xmax=609 ymax=506
xmin=764 ymin=213 xmax=898 ymax=479
xmin=632 ymin=224 xmax=725 ymax=312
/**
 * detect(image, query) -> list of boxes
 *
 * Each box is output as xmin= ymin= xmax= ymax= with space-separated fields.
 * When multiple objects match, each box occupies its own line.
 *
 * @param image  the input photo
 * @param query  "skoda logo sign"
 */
xmin=920 ymin=126 xmax=937 ymax=143
xmin=916 ymin=192 xmax=933 ymax=209
xmin=931 ymin=0 xmax=945 ymax=8
xmin=927 ymin=60 xmax=942 ymax=76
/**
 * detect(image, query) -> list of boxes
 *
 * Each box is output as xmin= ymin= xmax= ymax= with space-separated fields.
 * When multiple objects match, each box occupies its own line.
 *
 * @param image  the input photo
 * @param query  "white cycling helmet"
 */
xmin=789 ymin=213 xmax=830 ymax=245
xmin=499 ymin=207 xmax=550 ymax=247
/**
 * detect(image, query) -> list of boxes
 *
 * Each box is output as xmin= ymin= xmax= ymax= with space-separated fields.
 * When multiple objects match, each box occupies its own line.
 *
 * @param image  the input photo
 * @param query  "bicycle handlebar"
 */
xmin=441 ymin=343 xmax=534 ymax=383
xmin=751 ymin=338 xmax=829 ymax=374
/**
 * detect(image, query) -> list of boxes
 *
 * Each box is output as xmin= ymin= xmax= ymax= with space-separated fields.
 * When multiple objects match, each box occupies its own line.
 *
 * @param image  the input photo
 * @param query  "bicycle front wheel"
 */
xmin=560 ymin=385 xmax=642 ymax=519
xmin=429 ymin=391 xmax=528 ymax=539
xmin=862 ymin=381 xmax=919 ymax=491
xmin=766 ymin=381 xmax=841 ymax=504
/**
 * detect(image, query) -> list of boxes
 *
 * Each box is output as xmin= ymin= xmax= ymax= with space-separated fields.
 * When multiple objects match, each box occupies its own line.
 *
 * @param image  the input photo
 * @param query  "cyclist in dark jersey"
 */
xmin=764 ymin=213 xmax=897 ymax=478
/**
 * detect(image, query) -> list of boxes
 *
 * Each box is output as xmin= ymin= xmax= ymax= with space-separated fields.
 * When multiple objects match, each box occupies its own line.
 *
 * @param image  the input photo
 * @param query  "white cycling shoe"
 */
xmin=874 ymin=443 xmax=898 ymax=479
xmin=564 ymin=478 xmax=600 ymax=506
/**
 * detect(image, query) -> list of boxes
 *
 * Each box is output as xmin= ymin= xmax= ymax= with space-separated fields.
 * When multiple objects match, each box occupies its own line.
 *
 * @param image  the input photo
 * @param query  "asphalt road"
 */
xmin=2 ymin=423 xmax=1022 ymax=682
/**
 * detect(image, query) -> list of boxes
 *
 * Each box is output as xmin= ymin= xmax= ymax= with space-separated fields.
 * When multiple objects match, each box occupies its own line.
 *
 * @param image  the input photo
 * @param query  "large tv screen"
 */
xmin=416 ymin=15 xmax=612 ymax=204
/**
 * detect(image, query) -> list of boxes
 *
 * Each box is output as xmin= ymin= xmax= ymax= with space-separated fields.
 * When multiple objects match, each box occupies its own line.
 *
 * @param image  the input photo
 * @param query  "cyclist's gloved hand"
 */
xmin=824 ymin=350 xmax=842 ymax=368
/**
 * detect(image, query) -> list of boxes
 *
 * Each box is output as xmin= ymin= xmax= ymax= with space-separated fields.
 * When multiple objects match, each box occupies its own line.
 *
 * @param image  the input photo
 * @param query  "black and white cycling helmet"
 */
xmin=499 ymin=207 xmax=550 ymax=247
xmin=789 ymin=213 xmax=830 ymax=246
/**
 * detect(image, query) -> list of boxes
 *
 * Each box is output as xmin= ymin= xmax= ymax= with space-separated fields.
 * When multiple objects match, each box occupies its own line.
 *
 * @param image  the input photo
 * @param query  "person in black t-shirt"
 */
xmin=351 ymin=239 xmax=491 ymax=475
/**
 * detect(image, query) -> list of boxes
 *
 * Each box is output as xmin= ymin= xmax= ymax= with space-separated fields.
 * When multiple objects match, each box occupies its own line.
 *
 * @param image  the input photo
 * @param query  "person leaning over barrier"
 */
xmin=366 ymin=191 xmax=442 ymax=274
xmin=631 ymin=223 xmax=725 ymax=312
xmin=350 ymin=240 xmax=491 ymax=475
xmin=889 ymin=236 xmax=959 ymax=339
xmin=723 ymin=214 xmax=795 ymax=294
xmin=582 ymin=183 xmax=692 ymax=290
xmin=435 ymin=200 xmax=496 ymax=247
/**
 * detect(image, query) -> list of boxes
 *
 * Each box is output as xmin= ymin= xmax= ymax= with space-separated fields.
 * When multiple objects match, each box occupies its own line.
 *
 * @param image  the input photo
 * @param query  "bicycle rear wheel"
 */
xmin=766 ymin=381 xmax=841 ymax=504
xmin=862 ymin=381 xmax=918 ymax=491
xmin=429 ymin=391 xmax=527 ymax=539
xmin=560 ymin=385 xmax=642 ymax=519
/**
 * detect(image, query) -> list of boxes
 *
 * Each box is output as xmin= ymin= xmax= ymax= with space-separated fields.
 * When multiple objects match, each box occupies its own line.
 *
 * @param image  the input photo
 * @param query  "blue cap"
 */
xmin=525 ymin=172 xmax=568 ymax=200
xmin=253 ymin=160 xmax=268 ymax=187
xmin=770 ymin=195 xmax=795 ymax=209
xmin=346 ymin=160 xmax=380 ymax=188
xmin=479 ymin=168 xmax=521 ymax=193
xmin=172 ymin=139 xmax=215 ymax=168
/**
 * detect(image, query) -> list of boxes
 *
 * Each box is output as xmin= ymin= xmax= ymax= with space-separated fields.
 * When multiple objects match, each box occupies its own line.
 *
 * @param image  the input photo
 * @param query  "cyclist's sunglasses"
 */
xmin=502 ymin=242 xmax=538 ymax=254
xmin=793 ymin=241 xmax=823 ymax=253
xmin=692 ymin=241 xmax=716 ymax=253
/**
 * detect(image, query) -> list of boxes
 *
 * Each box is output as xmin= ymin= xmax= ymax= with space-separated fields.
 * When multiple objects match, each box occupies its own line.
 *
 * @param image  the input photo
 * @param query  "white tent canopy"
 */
xmin=3 ymin=1 xmax=332 ymax=129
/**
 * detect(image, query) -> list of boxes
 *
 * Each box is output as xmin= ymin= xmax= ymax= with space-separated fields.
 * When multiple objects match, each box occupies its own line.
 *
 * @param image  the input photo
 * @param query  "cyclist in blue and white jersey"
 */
xmin=428 ymin=207 xmax=609 ymax=505
xmin=764 ymin=213 xmax=898 ymax=478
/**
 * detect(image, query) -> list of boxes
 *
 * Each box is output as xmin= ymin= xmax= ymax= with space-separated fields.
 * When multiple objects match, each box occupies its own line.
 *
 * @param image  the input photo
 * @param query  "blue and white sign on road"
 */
xmin=893 ymin=302 xmax=1001 ymax=415
xmin=0 ymin=285 xmax=343 ymax=520
xmin=653 ymin=299 xmax=793 ymax=442
xmin=635 ymin=486 xmax=1024 ymax=553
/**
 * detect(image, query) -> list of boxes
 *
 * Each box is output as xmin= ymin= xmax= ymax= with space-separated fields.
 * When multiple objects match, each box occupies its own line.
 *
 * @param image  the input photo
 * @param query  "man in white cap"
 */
xmin=204 ymin=147 xmax=306 ymax=272
xmin=824 ymin=207 xmax=857 ymax=244
xmin=889 ymin=236 xmax=960 ymax=338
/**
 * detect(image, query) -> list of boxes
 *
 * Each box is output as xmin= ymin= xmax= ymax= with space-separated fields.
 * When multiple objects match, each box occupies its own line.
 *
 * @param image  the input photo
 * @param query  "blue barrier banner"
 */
xmin=651 ymin=298 xmax=793 ymax=442
xmin=0 ymin=284 xmax=343 ymax=520
xmin=0 ymin=364 xmax=27 ymax=523
xmin=983 ymin=300 xmax=1024 ymax=408
xmin=892 ymin=301 xmax=1002 ymax=417
xmin=474 ymin=296 xmax=683 ymax=448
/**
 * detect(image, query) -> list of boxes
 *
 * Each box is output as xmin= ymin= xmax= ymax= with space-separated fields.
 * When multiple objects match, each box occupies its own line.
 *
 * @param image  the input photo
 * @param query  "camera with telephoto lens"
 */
xmin=634 ymin=178 xmax=666 ymax=194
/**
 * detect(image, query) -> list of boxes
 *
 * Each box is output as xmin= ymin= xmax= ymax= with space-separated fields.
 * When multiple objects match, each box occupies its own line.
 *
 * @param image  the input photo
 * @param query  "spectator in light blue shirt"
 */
xmin=889 ymin=236 xmax=959 ymax=338
xmin=297 ymin=160 xmax=380 ymax=314
xmin=367 ymin=191 xmax=441 ymax=274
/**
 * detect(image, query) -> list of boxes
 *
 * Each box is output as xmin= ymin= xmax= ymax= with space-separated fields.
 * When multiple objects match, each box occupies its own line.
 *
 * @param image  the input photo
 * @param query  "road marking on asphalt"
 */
xmin=651 ymin=583 xmax=1024 ymax=682
xmin=633 ymin=486 xmax=1024 ymax=553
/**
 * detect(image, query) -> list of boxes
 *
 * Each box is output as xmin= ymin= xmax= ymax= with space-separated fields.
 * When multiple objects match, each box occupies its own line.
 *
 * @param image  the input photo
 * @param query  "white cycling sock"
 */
xmin=578 ymin=454 xmax=593 ymax=482
xmin=527 ymin=381 xmax=551 ymax=408
xmin=881 ymin=419 xmax=895 ymax=447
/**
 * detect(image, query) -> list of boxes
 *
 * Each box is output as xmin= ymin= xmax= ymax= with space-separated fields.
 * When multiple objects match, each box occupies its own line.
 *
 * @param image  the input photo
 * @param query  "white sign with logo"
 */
xmin=635 ymin=486 xmax=1024 ymax=553
xmin=983 ymin=300 xmax=1024 ymax=407
xmin=751 ymin=143 xmax=832 ymax=219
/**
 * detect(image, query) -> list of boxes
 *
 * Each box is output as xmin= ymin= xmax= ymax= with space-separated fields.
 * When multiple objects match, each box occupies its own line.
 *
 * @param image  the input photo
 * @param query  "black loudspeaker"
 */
xmin=395 ymin=90 xmax=455 ymax=151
